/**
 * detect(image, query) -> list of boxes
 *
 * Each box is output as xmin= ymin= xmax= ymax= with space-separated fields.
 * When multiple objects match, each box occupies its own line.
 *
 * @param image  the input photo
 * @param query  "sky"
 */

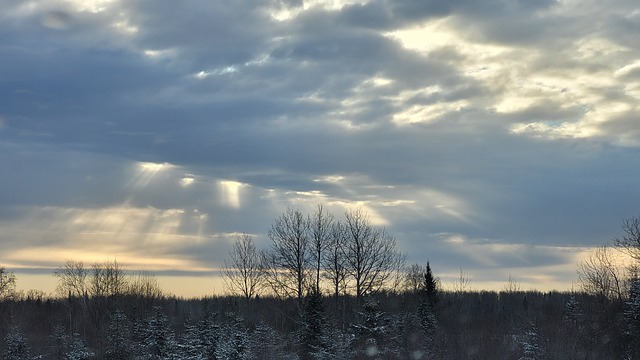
xmin=2 ymin=0 xmax=640 ymax=297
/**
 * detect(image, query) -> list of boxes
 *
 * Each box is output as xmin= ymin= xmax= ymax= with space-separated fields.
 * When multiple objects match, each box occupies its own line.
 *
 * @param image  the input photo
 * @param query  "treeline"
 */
xmin=2 ymin=208 xmax=640 ymax=359
xmin=0 ymin=284 xmax=638 ymax=359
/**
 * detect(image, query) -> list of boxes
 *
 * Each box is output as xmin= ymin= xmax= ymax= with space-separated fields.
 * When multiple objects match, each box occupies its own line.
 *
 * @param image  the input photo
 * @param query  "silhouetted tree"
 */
xmin=266 ymin=208 xmax=311 ymax=303
xmin=577 ymin=245 xmax=625 ymax=301
xmin=343 ymin=208 xmax=405 ymax=301
xmin=54 ymin=260 xmax=88 ymax=299
xmin=309 ymin=205 xmax=334 ymax=296
xmin=323 ymin=221 xmax=348 ymax=300
xmin=0 ymin=266 xmax=16 ymax=301
xmin=223 ymin=234 xmax=265 ymax=301
xmin=615 ymin=216 xmax=640 ymax=261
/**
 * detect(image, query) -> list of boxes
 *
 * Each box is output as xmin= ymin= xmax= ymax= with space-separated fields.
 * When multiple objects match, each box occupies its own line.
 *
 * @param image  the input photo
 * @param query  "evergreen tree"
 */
xmin=418 ymin=262 xmax=439 ymax=354
xmin=141 ymin=306 xmax=177 ymax=360
xmin=351 ymin=299 xmax=396 ymax=359
xmin=214 ymin=313 xmax=248 ymax=360
xmin=299 ymin=291 xmax=329 ymax=360
xmin=105 ymin=309 xmax=131 ymax=360
xmin=178 ymin=322 xmax=206 ymax=360
xmin=65 ymin=333 xmax=94 ymax=360
xmin=50 ymin=324 xmax=69 ymax=360
xmin=519 ymin=323 xmax=544 ymax=360
xmin=197 ymin=309 xmax=220 ymax=360
xmin=625 ymin=279 xmax=640 ymax=359
xmin=3 ymin=326 xmax=29 ymax=360
xmin=246 ymin=321 xmax=287 ymax=360
xmin=563 ymin=294 xmax=582 ymax=325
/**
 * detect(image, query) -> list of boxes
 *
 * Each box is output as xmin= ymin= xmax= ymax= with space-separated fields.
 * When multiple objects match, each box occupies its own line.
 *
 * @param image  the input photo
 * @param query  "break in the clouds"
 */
xmin=1 ymin=0 xmax=640 ymax=294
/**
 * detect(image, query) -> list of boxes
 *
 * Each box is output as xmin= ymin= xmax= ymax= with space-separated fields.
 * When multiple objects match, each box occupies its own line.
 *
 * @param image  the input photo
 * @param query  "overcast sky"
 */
xmin=2 ymin=0 xmax=640 ymax=296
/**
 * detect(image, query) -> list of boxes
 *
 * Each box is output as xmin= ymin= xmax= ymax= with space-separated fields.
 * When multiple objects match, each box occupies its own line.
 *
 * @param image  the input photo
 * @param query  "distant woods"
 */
xmin=2 ymin=211 xmax=640 ymax=358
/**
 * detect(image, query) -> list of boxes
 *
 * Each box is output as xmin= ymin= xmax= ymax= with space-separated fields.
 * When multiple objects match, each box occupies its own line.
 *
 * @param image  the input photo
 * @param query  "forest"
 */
xmin=1 ymin=207 xmax=640 ymax=360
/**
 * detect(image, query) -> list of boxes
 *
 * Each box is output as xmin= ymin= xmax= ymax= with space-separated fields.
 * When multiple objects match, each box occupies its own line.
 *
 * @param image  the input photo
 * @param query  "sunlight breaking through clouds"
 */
xmin=3 ymin=0 xmax=640 ymax=297
xmin=218 ymin=180 xmax=246 ymax=209
xmin=128 ymin=161 xmax=173 ymax=188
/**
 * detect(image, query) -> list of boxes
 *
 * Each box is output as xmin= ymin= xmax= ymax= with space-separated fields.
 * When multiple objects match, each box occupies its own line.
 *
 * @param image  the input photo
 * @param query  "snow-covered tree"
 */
xmin=140 ymin=306 xmax=178 ymax=360
xmin=625 ymin=279 xmax=640 ymax=359
xmin=197 ymin=309 xmax=221 ymax=360
xmin=177 ymin=322 xmax=206 ymax=360
xmin=563 ymin=294 xmax=582 ymax=325
xmin=350 ymin=299 xmax=401 ymax=359
xmin=50 ymin=324 xmax=69 ymax=359
xmin=246 ymin=321 xmax=288 ymax=360
xmin=65 ymin=333 xmax=94 ymax=360
xmin=299 ymin=291 xmax=330 ymax=360
xmin=215 ymin=313 xmax=248 ymax=360
xmin=3 ymin=326 xmax=29 ymax=360
xmin=519 ymin=323 xmax=545 ymax=360
xmin=105 ymin=309 xmax=131 ymax=360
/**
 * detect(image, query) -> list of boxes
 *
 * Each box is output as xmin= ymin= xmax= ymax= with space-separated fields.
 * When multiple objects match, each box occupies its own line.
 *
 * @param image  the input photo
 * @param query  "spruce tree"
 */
xmin=299 ymin=291 xmax=329 ymax=360
xmin=214 ymin=313 xmax=247 ymax=360
xmin=3 ymin=326 xmax=29 ymax=360
xmin=625 ymin=279 xmax=640 ymax=359
xmin=65 ymin=333 xmax=94 ymax=360
xmin=142 ymin=306 xmax=177 ymax=360
xmin=105 ymin=309 xmax=131 ymax=360
xmin=419 ymin=262 xmax=439 ymax=345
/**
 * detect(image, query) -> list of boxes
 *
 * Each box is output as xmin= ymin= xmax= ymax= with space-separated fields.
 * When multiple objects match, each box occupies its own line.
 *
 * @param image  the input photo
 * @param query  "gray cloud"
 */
xmin=1 ymin=0 xmax=639 ymax=294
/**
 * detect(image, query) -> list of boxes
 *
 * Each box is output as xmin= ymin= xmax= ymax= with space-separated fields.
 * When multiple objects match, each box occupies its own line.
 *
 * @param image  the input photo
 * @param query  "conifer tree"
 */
xmin=215 ymin=313 xmax=248 ymax=360
xmin=105 ymin=309 xmax=131 ymax=360
xmin=519 ymin=323 xmax=544 ymax=360
xmin=65 ymin=333 xmax=94 ymax=360
xmin=3 ymin=326 xmax=29 ymax=360
xmin=197 ymin=308 xmax=220 ymax=360
xmin=178 ymin=322 xmax=206 ymax=360
xmin=419 ymin=262 xmax=439 ymax=347
xmin=299 ymin=291 xmax=329 ymax=360
xmin=351 ymin=299 xmax=393 ymax=358
xmin=625 ymin=279 xmax=640 ymax=359
xmin=142 ymin=306 xmax=177 ymax=360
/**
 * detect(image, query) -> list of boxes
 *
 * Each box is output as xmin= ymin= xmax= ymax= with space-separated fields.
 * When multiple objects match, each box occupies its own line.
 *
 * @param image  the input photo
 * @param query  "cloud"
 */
xmin=1 ymin=0 xmax=640 ymax=295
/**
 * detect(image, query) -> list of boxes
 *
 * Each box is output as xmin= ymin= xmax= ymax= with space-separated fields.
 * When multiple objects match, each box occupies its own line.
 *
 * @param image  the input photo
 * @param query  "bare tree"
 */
xmin=615 ymin=216 xmax=640 ymax=261
xmin=223 ymin=234 xmax=265 ymax=300
xmin=502 ymin=274 xmax=521 ymax=293
xmin=578 ymin=245 xmax=626 ymax=301
xmin=343 ymin=208 xmax=405 ymax=300
xmin=54 ymin=260 xmax=88 ymax=299
xmin=128 ymin=270 xmax=165 ymax=299
xmin=266 ymin=208 xmax=311 ymax=302
xmin=0 ymin=266 xmax=16 ymax=301
xmin=323 ymin=220 xmax=349 ymax=299
xmin=450 ymin=268 xmax=472 ymax=294
xmin=404 ymin=263 xmax=425 ymax=293
xmin=308 ymin=204 xmax=333 ymax=295
xmin=90 ymin=259 xmax=127 ymax=298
